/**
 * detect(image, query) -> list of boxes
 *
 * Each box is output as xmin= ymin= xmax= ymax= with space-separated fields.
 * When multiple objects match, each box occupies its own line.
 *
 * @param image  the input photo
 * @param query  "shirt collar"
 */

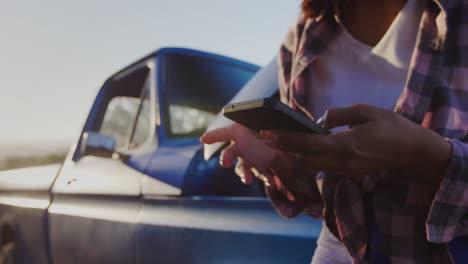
xmin=293 ymin=0 xmax=448 ymax=74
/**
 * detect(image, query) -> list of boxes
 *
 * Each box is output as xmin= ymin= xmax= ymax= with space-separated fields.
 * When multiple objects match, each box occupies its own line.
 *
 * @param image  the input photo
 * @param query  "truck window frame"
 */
xmin=92 ymin=62 xmax=157 ymax=155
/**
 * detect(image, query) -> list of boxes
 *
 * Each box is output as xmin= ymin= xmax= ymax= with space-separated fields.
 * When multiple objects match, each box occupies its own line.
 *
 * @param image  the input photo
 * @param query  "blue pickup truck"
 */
xmin=0 ymin=48 xmax=321 ymax=264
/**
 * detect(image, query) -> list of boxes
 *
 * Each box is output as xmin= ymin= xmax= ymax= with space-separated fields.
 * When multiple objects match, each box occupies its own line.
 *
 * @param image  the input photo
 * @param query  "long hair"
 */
xmin=301 ymin=0 xmax=340 ymax=19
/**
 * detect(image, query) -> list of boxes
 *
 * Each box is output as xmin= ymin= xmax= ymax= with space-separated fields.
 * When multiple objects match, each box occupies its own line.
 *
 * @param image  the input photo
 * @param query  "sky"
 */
xmin=0 ymin=0 xmax=300 ymax=146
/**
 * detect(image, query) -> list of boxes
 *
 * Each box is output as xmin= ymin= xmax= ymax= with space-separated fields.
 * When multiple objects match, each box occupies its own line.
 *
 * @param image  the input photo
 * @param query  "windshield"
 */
xmin=161 ymin=53 xmax=258 ymax=137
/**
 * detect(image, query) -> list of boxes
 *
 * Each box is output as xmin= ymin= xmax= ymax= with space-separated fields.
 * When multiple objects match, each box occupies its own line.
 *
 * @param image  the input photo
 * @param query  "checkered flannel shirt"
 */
xmin=268 ymin=0 xmax=468 ymax=263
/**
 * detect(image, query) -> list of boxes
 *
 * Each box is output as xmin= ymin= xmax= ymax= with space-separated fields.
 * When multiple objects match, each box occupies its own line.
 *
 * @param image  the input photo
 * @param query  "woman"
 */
xmin=201 ymin=0 xmax=468 ymax=263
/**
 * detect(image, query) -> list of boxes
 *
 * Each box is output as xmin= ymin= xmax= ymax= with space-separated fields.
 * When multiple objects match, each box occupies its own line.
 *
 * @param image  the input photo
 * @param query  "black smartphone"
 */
xmin=223 ymin=97 xmax=330 ymax=135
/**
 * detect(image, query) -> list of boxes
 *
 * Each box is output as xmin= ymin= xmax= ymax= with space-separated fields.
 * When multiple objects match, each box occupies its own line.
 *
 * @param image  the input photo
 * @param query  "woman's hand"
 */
xmin=200 ymin=123 xmax=279 ymax=185
xmin=200 ymin=123 xmax=321 ymax=204
xmin=262 ymin=104 xmax=451 ymax=183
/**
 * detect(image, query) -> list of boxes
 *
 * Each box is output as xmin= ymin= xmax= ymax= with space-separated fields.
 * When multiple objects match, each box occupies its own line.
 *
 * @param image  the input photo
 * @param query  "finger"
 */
xmin=271 ymin=176 xmax=297 ymax=202
xmin=322 ymin=104 xmax=378 ymax=129
xmin=200 ymin=124 xmax=236 ymax=144
xmin=264 ymin=131 xmax=347 ymax=154
xmin=264 ymin=184 xmax=299 ymax=211
xmin=243 ymin=169 xmax=254 ymax=185
xmin=235 ymin=167 xmax=254 ymax=185
xmin=235 ymin=158 xmax=254 ymax=185
xmin=251 ymin=167 xmax=273 ymax=187
xmin=219 ymin=142 xmax=239 ymax=168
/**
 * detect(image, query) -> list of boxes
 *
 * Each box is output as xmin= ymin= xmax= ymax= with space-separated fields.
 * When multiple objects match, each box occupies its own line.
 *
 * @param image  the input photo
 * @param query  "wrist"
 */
xmin=410 ymin=132 xmax=452 ymax=183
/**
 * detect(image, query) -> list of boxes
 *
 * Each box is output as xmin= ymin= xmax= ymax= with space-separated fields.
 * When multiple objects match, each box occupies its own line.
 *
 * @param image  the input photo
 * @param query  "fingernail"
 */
xmin=199 ymin=134 xmax=206 ymax=143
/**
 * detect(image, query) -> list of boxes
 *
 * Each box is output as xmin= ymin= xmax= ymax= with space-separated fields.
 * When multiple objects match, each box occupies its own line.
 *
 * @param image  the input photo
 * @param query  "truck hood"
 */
xmin=0 ymin=163 xmax=61 ymax=191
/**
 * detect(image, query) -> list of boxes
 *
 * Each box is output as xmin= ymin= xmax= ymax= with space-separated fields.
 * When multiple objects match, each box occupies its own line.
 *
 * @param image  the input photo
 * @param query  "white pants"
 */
xmin=311 ymin=223 xmax=352 ymax=264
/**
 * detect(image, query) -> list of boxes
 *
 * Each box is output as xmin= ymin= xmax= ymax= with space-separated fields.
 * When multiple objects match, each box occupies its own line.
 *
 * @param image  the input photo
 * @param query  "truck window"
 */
xmin=97 ymin=66 xmax=154 ymax=151
xmin=100 ymin=96 xmax=141 ymax=148
xmin=168 ymin=105 xmax=215 ymax=135
xmin=161 ymin=54 xmax=258 ymax=137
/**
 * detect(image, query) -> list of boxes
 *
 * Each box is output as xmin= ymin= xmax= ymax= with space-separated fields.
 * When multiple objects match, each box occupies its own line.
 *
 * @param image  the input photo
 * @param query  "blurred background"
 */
xmin=0 ymin=0 xmax=300 ymax=171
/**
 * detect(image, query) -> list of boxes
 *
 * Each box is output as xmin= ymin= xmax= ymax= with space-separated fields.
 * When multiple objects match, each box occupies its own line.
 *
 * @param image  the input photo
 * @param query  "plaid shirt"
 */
xmin=269 ymin=0 xmax=468 ymax=263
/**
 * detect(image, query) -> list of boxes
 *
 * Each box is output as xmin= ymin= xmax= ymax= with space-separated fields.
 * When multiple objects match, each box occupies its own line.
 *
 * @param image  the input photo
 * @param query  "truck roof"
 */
xmin=105 ymin=47 xmax=259 ymax=85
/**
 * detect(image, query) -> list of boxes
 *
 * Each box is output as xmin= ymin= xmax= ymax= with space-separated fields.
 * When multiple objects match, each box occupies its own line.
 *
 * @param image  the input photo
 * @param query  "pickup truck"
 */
xmin=0 ymin=48 xmax=322 ymax=264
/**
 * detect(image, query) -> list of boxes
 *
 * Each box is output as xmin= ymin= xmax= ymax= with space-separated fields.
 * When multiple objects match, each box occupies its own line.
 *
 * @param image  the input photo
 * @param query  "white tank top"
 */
xmin=306 ymin=0 xmax=425 ymax=131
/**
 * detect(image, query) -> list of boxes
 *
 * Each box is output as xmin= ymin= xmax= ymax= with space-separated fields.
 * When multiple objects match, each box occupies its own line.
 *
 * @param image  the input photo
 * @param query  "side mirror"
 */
xmin=80 ymin=132 xmax=117 ymax=159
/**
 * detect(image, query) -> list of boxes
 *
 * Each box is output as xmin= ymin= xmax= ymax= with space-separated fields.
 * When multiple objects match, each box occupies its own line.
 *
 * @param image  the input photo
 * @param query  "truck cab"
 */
xmin=0 ymin=48 xmax=321 ymax=264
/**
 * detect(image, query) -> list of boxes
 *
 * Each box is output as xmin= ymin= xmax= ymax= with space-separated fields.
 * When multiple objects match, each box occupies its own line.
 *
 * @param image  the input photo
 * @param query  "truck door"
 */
xmin=48 ymin=62 xmax=157 ymax=264
xmin=136 ymin=53 xmax=320 ymax=263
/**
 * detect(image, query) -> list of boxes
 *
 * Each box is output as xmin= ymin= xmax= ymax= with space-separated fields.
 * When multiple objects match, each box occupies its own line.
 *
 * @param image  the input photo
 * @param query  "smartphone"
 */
xmin=223 ymin=97 xmax=330 ymax=135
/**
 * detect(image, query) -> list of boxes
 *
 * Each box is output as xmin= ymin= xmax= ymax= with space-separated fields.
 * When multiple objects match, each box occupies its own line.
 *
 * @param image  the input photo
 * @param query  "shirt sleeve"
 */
xmin=426 ymin=138 xmax=468 ymax=242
